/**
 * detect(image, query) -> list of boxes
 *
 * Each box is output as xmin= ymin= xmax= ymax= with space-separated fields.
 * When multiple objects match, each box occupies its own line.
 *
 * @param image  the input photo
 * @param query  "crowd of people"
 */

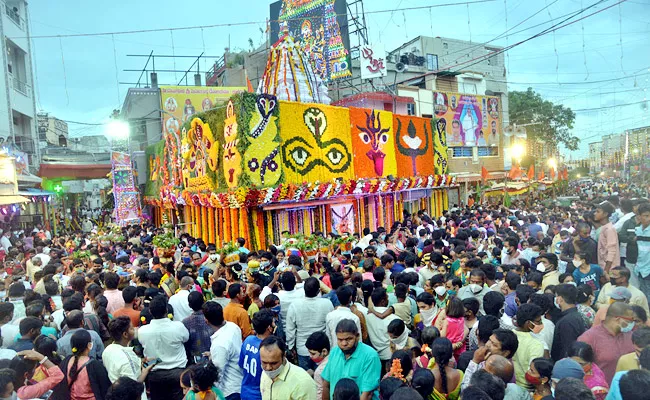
xmin=0 ymin=180 xmax=650 ymax=400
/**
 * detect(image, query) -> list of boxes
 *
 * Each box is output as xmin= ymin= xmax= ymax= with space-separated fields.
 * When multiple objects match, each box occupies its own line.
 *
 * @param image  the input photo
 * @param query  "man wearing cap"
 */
xmin=578 ymin=302 xmax=636 ymax=382
xmin=595 ymin=201 xmax=620 ymax=272
xmin=596 ymin=266 xmax=649 ymax=314
xmin=593 ymin=286 xmax=632 ymax=327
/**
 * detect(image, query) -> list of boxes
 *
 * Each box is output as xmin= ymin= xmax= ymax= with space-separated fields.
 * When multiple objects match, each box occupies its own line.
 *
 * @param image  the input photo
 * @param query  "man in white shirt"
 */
xmin=103 ymin=315 xmax=153 ymax=400
xmin=365 ymin=287 xmax=400 ymax=362
xmin=168 ymin=276 xmax=194 ymax=321
xmin=286 ymin=277 xmax=333 ymax=371
xmin=0 ymin=303 xmax=18 ymax=349
xmin=35 ymin=246 xmax=51 ymax=269
xmin=260 ymin=270 xmax=305 ymax=332
xmin=138 ymin=296 xmax=189 ymax=400
xmin=0 ymin=231 xmax=12 ymax=252
xmin=325 ymin=286 xmax=361 ymax=349
xmin=204 ymin=301 xmax=243 ymax=399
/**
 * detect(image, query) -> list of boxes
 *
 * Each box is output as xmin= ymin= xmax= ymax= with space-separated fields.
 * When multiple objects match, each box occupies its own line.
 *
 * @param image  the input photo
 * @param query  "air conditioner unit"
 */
xmin=396 ymin=62 xmax=408 ymax=73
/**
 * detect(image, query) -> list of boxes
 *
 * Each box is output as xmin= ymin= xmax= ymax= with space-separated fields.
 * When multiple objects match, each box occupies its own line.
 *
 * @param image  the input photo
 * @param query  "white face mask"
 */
xmin=573 ymin=259 xmax=583 ymax=267
xmin=419 ymin=308 xmax=437 ymax=326
xmin=264 ymin=361 xmax=285 ymax=380
xmin=209 ymin=254 xmax=218 ymax=261
xmin=469 ymin=283 xmax=483 ymax=294
xmin=434 ymin=286 xmax=447 ymax=297
xmin=536 ymin=262 xmax=546 ymax=272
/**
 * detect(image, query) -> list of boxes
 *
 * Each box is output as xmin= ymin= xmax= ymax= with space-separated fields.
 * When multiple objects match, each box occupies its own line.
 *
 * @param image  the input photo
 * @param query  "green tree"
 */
xmin=509 ymin=88 xmax=578 ymax=151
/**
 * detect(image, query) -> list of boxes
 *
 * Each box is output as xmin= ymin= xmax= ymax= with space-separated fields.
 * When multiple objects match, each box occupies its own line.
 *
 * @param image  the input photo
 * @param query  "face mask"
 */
xmin=271 ymin=305 xmax=281 ymax=316
xmin=610 ymin=278 xmax=619 ymax=287
xmin=311 ymin=355 xmax=325 ymax=364
xmin=621 ymin=320 xmax=635 ymax=333
xmin=260 ymin=261 xmax=271 ymax=269
xmin=264 ymin=362 xmax=284 ymax=380
xmin=531 ymin=321 xmax=545 ymax=334
xmin=469 ymin=283 xmax=482 ymax=294
xmin=525 ymin=371 xmax=542 ymax=386
xmin=209 ymin=254 xmax=218 ymax=261
xmin=573 ymin=259 xmax=583 ymax=267
xmin=182 ymin=257 xmax=191 ymax=264
xmin=434 ymin=286 xmax=447 ymax=297
xmin=341 ymin=341 xmax=358 ymax=355
xmin=536 ymin=262 xmax=546 ymax=273
xmin=507 ymin=248 xmax=515 ymax=255
xmin=447 ymin=289 xmax=457 ymax=296
xmin=554 ymin=298 xmax=561 ymax=309
xmin=419 ymin=308 xmax=437 ymax=326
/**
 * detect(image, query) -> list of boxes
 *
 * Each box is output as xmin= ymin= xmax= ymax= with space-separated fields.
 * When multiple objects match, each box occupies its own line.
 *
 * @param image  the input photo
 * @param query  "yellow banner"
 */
xmin=160 ymin=86 xmax=246 ymax=136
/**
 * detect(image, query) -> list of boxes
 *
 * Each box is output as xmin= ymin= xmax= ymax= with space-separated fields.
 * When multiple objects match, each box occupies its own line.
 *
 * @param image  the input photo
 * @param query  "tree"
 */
xmin=509 ymin=88 xmax=578 ymax=151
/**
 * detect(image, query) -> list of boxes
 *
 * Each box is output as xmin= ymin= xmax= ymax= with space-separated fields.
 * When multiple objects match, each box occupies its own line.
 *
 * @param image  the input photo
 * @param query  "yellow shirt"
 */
xmin=541 ymin=271 xmax=560 ymax=291
xmin=260 ymin=361 xmax=317 ymax=400
xmin=512 ymin=330 xmax=544 ymax=388
xmin=616 ymin=352 xmax=639 ymax=372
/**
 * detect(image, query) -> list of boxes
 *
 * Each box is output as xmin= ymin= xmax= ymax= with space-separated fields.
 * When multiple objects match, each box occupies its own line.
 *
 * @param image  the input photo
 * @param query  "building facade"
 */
xmin=588 ymin=141 xmax=602 ymax=173
xmin=37 ymin=113 xmax=69 ymax=148
xmin=0 ymin=0 xmax=38 ymax=169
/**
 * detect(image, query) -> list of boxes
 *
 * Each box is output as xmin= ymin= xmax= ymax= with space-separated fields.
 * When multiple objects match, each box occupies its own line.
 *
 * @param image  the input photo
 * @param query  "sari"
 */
xmin=430 ymin=370 xmax=464 ymax=400
xmin=584 ymin=363 xmax=609 ymax=400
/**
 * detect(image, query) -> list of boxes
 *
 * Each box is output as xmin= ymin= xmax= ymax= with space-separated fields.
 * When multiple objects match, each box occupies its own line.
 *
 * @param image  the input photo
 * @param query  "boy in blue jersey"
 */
xmin=238 ymin=309 xmax=275 ymax=400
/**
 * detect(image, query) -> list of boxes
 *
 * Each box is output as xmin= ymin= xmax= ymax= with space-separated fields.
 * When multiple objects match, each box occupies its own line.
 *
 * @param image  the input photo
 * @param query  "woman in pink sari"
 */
xmin=569 ymin=342 xmax=609 ymax=400
xmin=437 ymin=297 xmax=468 ymax=362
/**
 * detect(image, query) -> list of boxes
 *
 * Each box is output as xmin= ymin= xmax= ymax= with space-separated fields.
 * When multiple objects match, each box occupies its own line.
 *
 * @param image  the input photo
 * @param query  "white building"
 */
xmin=0 ymin=0 xmax=38 ymax=169
xmin=588 ymin=141 xmax=602 ymax=173
xmin=37 ymin=112 xmax=69 ymax=148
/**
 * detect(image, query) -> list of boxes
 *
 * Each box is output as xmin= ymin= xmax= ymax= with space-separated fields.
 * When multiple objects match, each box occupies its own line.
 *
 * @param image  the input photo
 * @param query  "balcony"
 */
xmin=5 ymin=4 xmax=22 ymax=29
xmin=12 ymin=75 xmax=30 ymax=96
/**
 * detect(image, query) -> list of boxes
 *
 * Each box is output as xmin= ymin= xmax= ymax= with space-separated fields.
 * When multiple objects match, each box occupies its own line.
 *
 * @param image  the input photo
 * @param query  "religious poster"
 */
xmin=331 ymin=203 xmax=355 ymax=234
xmin=433 ymin=91 xmax=501 ymax=147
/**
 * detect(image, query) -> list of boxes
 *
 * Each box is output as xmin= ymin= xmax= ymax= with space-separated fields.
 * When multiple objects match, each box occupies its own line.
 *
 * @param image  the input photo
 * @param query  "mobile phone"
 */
xmin=143 ymin=358 xmax=162 ymax=368
xmin=193 ymin=355 xmax=209 ymax=364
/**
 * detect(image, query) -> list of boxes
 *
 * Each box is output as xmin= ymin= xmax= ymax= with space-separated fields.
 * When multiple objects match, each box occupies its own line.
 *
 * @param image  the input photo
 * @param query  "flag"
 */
xmin=481 ymin=166 xmax=489 ymax=182
xmin=563 ymin=168 xmax=569 ymax=180
xmin=538 ymin=170 xmax=545 ymax=181
xmin=508 ymin=165 xmax=522 ymax=180
xmin=246 ymin=71 xmax=254 ymax=93
xmin=527 ymin=165 xmax=534 ymax=180
xmin=550 ymin=167 xmax=556 ymax=180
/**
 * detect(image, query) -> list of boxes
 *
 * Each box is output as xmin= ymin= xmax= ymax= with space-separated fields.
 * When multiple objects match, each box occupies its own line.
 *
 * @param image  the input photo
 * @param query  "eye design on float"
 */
xmin=327 ymin=148 xmax=344 ymax=165
xmin=291 ymin=147 xmax=311 ymax=166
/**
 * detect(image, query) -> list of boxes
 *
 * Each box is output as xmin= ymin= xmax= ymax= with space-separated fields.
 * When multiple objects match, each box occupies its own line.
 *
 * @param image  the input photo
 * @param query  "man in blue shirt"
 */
xmin=634 ymin=203 xmax=650 ymax=300
xmin=238 ymin=309 xmax=275 ymax=400
xmin=321 ymin=319 xmax=381 ymax=400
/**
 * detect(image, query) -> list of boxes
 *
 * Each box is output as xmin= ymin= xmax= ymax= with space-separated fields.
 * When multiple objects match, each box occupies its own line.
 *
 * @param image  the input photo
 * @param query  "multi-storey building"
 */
xmin=0 ymin=0 xmax=38 ymax=169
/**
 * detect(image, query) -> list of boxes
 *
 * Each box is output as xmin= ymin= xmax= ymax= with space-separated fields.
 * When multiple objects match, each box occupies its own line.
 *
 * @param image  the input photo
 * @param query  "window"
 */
xmin=452 ymin=147 xmax=473 ymax=158
xmin=406 ymin=103 xmax=416 ymax=116
xmin=452 ymin=147 xmax=499 ymax=158
xmin=426 ymin=54 xmax=438 ymax=71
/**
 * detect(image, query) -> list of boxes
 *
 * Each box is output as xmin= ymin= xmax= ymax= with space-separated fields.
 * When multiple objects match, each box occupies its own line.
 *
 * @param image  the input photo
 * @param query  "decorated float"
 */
xmin=144 ymin=32 xmax=455 ymax=249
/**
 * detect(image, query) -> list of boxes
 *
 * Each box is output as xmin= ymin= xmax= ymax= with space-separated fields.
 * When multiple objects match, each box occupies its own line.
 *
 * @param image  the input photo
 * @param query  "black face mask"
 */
xmin=610 ymin=277 xmax=619 ymax=286
xmin=341 ymin=340 xmax=358 ymax=355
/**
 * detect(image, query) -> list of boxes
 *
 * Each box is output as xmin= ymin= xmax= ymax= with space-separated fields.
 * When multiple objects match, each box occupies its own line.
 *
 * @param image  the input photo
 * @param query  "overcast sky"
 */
xmin=29 ymin=0 xmax=650 ymax=158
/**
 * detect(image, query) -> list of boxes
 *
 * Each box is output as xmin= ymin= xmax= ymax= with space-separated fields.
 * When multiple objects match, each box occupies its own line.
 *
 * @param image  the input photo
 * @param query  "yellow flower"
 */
xmin=140 ymin=316 xmax=146 ymax=322
xmin=167 ymin=313 xmax=173 ymax=320
xmin=72 ymin=347 xmax=77 ymax=353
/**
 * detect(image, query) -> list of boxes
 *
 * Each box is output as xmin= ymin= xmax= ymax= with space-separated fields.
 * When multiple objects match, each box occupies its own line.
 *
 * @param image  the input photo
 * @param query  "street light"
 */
xmin=511 ymin=144 xmax=525 ymax=164
xmin=106 ymin=120 xmax=130 ymax=139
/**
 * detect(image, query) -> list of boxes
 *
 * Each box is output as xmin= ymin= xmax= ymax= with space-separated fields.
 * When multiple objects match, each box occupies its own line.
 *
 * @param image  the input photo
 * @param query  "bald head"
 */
xmin=607 ymin=302 xmax=633 ymax=319
xmin=485 ymin=354 xmax=514 ymax=383
xmin=66 ymin=309 xmax=85 ymax=329
xmin=180 ymin=276 xmax=194 ymax=289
